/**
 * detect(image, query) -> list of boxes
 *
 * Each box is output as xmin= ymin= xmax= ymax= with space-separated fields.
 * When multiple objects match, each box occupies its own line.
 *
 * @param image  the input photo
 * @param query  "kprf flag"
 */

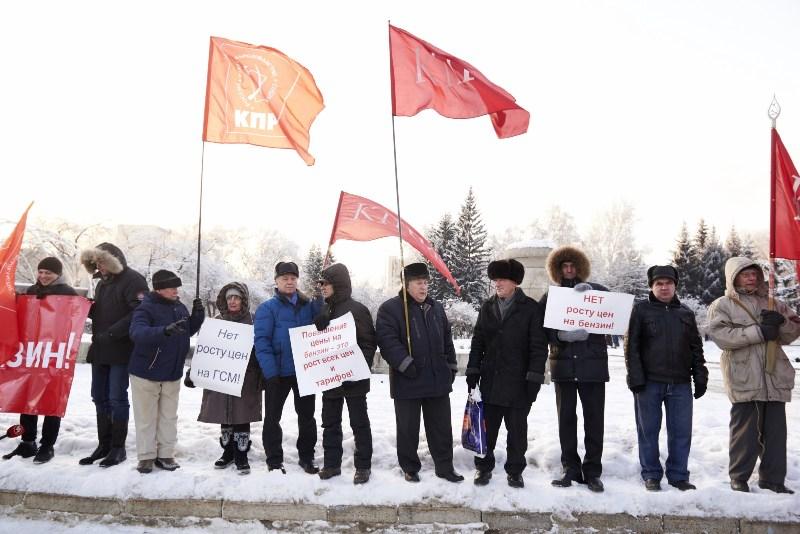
xmin=328 ymin=191 xmax=460 ymax=293
xmin=389 ymin=24 xmax=529 ymax=139
xmin=203 ymin=36 xmax=324 ymax=165
xmin=0 ymin=203 xmax=32 ymax=366
xmin=772 ymin=128 xmax=800 ymax=261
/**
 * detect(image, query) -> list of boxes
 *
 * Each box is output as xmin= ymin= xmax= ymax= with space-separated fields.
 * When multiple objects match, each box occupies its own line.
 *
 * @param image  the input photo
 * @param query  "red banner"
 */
xmin=329 ymin=191 xmax=460 ymax=293
xmin=0 ymin=203 xmax=32 ymax=366
xmin=771 ymin=128 xmax=800 ymax=260
xmin=389 ymin=24 xmax=529 ymax=139
xmin=0 ymin=295 xmax=91 ymax=417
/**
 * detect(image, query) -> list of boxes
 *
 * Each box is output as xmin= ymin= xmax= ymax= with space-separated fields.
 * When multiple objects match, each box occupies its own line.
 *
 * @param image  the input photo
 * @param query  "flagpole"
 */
xmin=766 ymin=96 xmax=781 ymax=372
xmin=195 ymin=141 xmax=206 ymax=299
xmin=388 ymin=21 xmax=413 ymax=356
xmin=323 ymin=191 xmax=345 ymax=269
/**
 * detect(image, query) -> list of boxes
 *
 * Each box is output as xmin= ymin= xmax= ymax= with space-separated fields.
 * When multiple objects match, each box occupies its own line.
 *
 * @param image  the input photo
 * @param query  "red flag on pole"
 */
xmin=771 ymin=129 xmax=800 ymax=260
xmin=328 ymin=191 xmax=460 ymax=294
xmin=389 ymin=24 xmax=529 ymax=139
xmin=0 ymin=203 xmax=32 ymax=366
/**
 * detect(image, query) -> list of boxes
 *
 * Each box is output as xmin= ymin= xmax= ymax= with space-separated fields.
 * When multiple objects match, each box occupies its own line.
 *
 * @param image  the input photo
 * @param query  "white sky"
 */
xmin=2 ymin=0 xmax=800 ymax=284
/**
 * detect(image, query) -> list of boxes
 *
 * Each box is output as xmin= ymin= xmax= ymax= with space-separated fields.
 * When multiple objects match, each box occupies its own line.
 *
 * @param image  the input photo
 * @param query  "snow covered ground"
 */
xmin=0 ymin=342 xmax=798 ymax=525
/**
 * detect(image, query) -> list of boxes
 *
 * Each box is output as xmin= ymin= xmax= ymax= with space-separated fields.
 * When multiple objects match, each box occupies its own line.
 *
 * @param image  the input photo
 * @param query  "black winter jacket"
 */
xmin=25 ymin=278 xmax=78 ymax=298
xmin=466 ymin=288 xmax=548 ymax=408
xmin=625 ymin=292 xmax=708 ymax=390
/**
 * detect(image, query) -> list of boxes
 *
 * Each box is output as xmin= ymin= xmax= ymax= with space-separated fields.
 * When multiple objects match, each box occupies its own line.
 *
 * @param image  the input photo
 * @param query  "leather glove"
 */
xmin=402 ymin=362 xmax=418 ymax=379
xmin=164 ymin=318 xmax=188 ymax=336
xmin=466 ymin=374 xmax=480 ymax=390
xmin=313 ymin=312 xmax=331 ymax=331
xmin=759 ymin=323 xmax=780 ymax=342
xmin=527 ymin=382 xmax=541 ymax=403
xmin=192 ymin=298 xmax=204 ymax=314
xmin=184 ymin=368 xmax=195 ymax=388
xmin=450 ymin=370 xmax=457 ymax=385
xmin=759 ymin=309 xmax=786 ymax=326
xmin=574 ymin=283 xmax=593 ymax=292
xmin=558 ymin=329 xmax=589 ymax=342
xmin=92 ymin=332 xmax=112 ymax=344
xmin=630 ymin=384 xmax=646 ymax=394
xmin=693 ymin=383 xmax=706 ymax=399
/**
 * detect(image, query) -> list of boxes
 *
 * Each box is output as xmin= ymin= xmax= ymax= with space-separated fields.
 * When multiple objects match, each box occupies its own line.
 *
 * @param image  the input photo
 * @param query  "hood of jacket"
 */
xmin=320 ymin=263 xmax=352 ymax=304
xmin=546 ymin=245 xmax=591 ymax=285
xmin=724 ymin=256 xmax=767 ymax=298
xmin=80 ymin=242 xmax=127 ymax=275
xmin=215 ymin=281 xmax=251 ymax=321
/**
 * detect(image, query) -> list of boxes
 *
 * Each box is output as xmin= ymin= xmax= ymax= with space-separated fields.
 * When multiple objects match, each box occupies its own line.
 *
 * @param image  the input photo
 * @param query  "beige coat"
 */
xmin=707 ymin=257 xmax=798 ymax=403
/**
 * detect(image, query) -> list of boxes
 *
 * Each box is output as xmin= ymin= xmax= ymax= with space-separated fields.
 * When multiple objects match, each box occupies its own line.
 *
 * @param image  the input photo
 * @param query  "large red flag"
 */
xmin=389 ymin=24 xmax=529 ymax=139
xmin=0 ymin=203 xmax=32 ymax=365
xmin=329 ymin=191 xmax=460 ymax=294
xmin=203 ymin=36 xmax=325 ymax=165
xmin=771 ymin=129 xmax=800 ymax=260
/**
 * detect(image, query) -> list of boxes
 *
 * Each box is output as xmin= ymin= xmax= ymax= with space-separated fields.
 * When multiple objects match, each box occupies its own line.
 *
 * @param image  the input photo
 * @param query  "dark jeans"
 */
xmin=393 ymin=395 xmax=454 ymax=474
xmin=322 ymin=395 xmax=372 ymax=470
xmin=20 ymin=414 xmax=61 ymax=447
xmin=474 ymin=402 xmax=531 ymax=476
xmin=730 ymin=401 xmax=787 ymax=485
xmin=634 ymin=381 xmax=693 ymax=483
xmin=90 ymin=363 xmax=130 ymax=422
xmin=554 ymin=381 xmax=605 ymax=479
xmin=263 ymin=376 xmax=317 ymax=467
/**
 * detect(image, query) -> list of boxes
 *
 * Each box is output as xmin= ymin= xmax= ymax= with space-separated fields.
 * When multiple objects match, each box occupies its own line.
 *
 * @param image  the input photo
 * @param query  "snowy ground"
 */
xmin=0 ymin=342 xmax=798 ymax=528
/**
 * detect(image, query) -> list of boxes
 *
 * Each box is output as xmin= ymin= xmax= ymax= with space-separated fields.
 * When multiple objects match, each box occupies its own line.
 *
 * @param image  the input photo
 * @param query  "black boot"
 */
xmin=33 ymin=445 xmax=54 ymax=464
xmin=233 ymin=432 xmax=251 ymax=475
xmin=99 ymin=419 xmax=127 ymax=468
xmin=2 ymin=440 xmax=37 ymax=460
xmin=79 ymin=413 xmax=112 ymax=465
xmin=214 ymin=426 xmax=234 ymax=469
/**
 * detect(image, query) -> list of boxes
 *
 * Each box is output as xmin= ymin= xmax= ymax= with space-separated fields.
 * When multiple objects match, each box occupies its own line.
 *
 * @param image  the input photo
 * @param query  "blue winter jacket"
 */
xmin=254 ymin=289 xmax=320 ymax=380
xmin=129 ymin=292 xmax=205 ymax=381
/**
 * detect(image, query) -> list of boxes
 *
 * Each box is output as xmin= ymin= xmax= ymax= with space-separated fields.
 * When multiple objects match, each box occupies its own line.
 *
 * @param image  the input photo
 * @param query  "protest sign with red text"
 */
xmin=543 ymin=286 xmax=634 ymax=336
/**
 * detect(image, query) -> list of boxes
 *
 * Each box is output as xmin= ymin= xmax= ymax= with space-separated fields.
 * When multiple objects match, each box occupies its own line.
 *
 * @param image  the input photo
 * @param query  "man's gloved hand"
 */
xmin=164 ymin=318 xmax=188 ymax=336
xmin=630 ymin=384 xmax=646 ymax=394
xmin=759 ymin=323 xmax=780 ymax=342
xmin=192 ymin=298 xmax=204 ymax=314
xmin=558 ymin=329 xmax=589 ymax=342
xmin=402 ymin=362 xmax=418 ymax=379
xmin=184 ymin=368 xmax=195 ymax=388
xmin=574 ymin=283 xmax=593 ymax=292
xmin=466 ymin=374 xmax=480 ymax=390
xmin=760 ymin=309 xmax=786 ymax=326
xmin=313 ymin=312 xmax=331 ymax=331
xmin=527 ymin=382 xmax=541 ymax=403
xmin=693 ymin=383 xmax=706 ymax=399
xmin=92 ymin=332 xmax=111 ymax=344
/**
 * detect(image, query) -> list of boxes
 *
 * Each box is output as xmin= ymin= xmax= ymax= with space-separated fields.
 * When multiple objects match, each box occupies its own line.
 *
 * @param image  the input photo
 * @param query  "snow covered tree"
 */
xmin=725 ymin=226 xmax=744 ymax=258
xmin=699 ymin=229 xmax=726 ymax=305
xmin=774 ymin=259 xmax=800 ymax=313
xmin=671 ymin=222 xmax=694 ymax=297
xmin=426 ymin=213 xmax=458 ymax=301
xmin=444 ymin=299 xmax=479 ymax=338
xmin=301 ymin=244 xmax=325 ymax=296
xmin=684 ymin=219 xmax=710 ymax=299
xmin=451 ymin=188 xmax=490 ymax=309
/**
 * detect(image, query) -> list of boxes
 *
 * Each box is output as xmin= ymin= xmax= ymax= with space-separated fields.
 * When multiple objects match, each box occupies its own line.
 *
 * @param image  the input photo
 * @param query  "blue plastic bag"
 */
xmin=461 ymin=388 xmax=487 ymax=458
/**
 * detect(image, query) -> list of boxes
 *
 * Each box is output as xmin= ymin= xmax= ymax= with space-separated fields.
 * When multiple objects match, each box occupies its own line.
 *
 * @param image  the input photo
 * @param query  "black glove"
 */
xmin=450 ymin=370 xmax=457 ymax=385
xmin=184 ymin=368 xmax=195 ymax=388
xmin=313 ymin=312 xmax=331 ymax=331
xmin=92 ymin=332 xmax=111 ymax=344
xmin=760 ymin=309 xmax=786 ymax=326
xmin=527 ymin=382 xmax=541 ymax=403
xmin=693 ymin=383 xmax=706 ymax=399
xmin=466 ymin=374 xmax=480 ymax=390
xmin=192 ymin=298 xmax=204 ymax=314
xmin=759 ymin=323 xmax=780 ymax=342
xmin=164 ymin=318 xmax=188 ymax=336
xmin=630 ymin=384 xmax=646 ymax=394
xmin=402 ymin=362 xmax=418 ymax=379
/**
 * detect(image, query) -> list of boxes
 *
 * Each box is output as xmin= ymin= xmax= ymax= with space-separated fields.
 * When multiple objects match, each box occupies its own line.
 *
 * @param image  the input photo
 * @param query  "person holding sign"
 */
xmin=625 ymin=265 xmax=708 ymax=492
xmin=193 ymin=282 xmax=262 ymax=475
xmin=541 ymin=245 xmax=608 ymax=493
xmin=313 ymin=263 xmax=377 ymax=484
xmin=128 ymin=270 xmax=205 ymax=474
xmin=254 ymin=261 xmax=321 ymax=474
xmin=2 ymin=257 xmax=77 ymax=465
xmin=376 ymin=263 xmax=463 ymax=484
xmin=465 ymin=259 xmax=548 ymax=488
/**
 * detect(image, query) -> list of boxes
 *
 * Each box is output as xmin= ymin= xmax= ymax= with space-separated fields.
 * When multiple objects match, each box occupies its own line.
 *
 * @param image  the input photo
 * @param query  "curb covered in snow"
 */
xmin=1 ymin=489 xmax=798 ymax=532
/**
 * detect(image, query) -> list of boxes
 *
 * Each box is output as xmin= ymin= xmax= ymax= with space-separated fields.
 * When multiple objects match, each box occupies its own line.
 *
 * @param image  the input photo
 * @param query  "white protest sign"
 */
xmin=190 ymin=318 xmax=254 ymax=397
xmin=543 ymin=286 xmax=634 ymax=335
xmin=288 ymin=311 xmax=371 ymax=397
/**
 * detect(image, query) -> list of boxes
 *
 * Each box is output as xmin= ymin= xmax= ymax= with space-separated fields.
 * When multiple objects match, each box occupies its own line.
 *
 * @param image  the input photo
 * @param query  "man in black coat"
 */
xmin=376 ymin=263 xmax=463 ymax=483
xmin=79 ymin=243 xmax=148 ymax=467
xmin=312 ymin=263 xmax=377 ymax=484
xmin=465 ymin=259 xmax=548 ymax=488
xmin=625 ymin=265 xmax=708 ymax=492
xmin=540 ymin=245 xmax=609 ymax=492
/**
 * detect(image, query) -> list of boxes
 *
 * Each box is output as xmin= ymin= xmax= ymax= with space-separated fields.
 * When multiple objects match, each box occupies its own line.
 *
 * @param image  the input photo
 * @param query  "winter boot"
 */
xmin=33 ymin=445 xmax=54 ymax=464
xmin=233 ymin=432 xmax=251 ymax=475
xmin=214 ymin=426 xmax=235 ymax=469
xmin=2 ymin=440 xmax=37 ymax=460
xmin=99 ymin=419 xmax=127 ymax=468
xmin=79 ymin=413 xmax=112 ymax=465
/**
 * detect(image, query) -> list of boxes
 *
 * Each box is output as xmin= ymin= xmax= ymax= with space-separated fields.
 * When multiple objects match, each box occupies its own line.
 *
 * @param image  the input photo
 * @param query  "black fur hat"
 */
xmin=152 ymin=269 xmax=182 ymax=290
xmin=647 ymin=265 xmax=679 ymax=287
xmin=487 ymin=259 xmax=525 ymax=284
xmin=403 ymin=262 xmax=429 ymax=281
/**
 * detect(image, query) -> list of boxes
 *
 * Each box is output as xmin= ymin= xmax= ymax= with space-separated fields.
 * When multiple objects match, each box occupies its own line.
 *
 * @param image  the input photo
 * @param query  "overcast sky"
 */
xmin=2 ymin=0 xmax=800 ymax=284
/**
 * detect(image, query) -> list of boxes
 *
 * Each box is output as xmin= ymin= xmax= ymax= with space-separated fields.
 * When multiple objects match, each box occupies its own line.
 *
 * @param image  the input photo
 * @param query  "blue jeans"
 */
xmin=91 ymin=363 xmax=130 ymax=422
xmin=634 ymin=381 xmax=692 ymax=483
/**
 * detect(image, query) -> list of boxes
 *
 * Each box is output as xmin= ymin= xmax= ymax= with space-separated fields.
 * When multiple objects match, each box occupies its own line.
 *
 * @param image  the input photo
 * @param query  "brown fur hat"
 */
xmin=80 ymin=243 xmax=125 ymax=275
xmin=546 ymin=245 xmax=591 ymax=284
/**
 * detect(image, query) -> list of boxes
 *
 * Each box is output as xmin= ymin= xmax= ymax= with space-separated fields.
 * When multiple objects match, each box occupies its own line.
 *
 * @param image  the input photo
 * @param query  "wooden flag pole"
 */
xmin=766 ymin=96 xmax=781 ymax=373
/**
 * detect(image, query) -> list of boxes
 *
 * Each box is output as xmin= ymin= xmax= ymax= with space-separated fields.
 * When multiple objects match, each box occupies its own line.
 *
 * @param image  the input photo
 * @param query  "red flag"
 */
xmin=389 ymin=24 xmax=529 ymax=139
xmin=329 ymin=192 xmax=460 ymax=294
xmin=0 ymin=296 xmax=91 ymax=417
xmin=0 ymin=203 xmax=32 ymax=365
xmin=771 ymin=129 xmax=800 ymax=260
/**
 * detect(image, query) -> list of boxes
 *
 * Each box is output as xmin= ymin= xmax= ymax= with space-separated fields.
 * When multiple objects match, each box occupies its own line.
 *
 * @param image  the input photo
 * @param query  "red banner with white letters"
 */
xmin=0 ymin=295 xmax=91 ymax=417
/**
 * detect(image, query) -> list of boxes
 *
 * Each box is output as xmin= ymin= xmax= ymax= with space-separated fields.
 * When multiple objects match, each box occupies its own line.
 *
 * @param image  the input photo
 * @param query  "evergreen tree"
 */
xmin=700 ymin=229 xmax=726 ymax=305
xmin=671 ymin=222 xmax=694 ymax=297
xmin=725 ymin=226 xmax=744 ymax=258
xmin=452 ymin=188 xmax=490 ymax=309
xmin=775 ymin=259 xmax=800 ymax=313
xmin=686 ymin=219 xmax=710 ymax=299
xmin=426 ymin=213 xmax=458 ymax=301
xmin=301 ymin=244 xmax=325 ymax=295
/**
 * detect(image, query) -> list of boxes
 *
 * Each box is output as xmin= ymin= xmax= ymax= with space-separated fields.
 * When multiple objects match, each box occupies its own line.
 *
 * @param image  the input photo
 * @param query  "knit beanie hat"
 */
xmin=37 ymin=257 xmax=63 ymax=276
xmin=152 ymin=269 xmax=182 ymax=290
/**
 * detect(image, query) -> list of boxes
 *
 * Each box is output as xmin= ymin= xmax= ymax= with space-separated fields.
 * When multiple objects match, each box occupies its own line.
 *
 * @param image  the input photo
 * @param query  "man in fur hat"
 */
xmin=376 ymin=262 xmax=463 ymax=483
xmin=465 ymin=259 xmax=548 ymax=488
xmin=79 ymin=243 xmax=148 ymax=467
xmin=541 ymin=245 xmax=609 ymax=492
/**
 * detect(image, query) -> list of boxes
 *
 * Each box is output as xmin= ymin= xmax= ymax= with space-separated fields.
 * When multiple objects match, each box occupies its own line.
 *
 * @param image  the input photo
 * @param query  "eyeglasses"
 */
xmin=317 ymin=281 xmax=330 ymax=287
